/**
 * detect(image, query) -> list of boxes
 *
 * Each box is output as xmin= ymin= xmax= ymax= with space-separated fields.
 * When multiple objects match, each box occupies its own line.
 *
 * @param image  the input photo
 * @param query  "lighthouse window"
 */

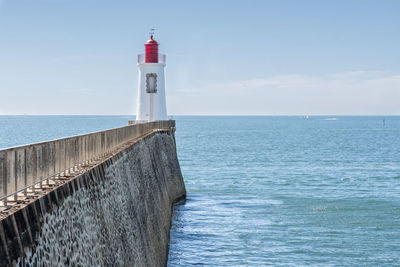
xmin=146 ymin=73 xmax=157 ymax=93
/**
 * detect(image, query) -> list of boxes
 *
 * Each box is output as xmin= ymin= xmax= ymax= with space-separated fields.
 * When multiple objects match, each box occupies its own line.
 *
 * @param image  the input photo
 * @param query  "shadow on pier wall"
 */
xmin=0 ymin=132 xmax=186 ymax=266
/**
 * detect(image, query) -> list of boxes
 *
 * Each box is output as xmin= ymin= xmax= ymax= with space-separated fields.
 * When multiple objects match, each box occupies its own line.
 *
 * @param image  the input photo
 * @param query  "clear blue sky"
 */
xmin=0 ymin=0 xmax=399 ymax=115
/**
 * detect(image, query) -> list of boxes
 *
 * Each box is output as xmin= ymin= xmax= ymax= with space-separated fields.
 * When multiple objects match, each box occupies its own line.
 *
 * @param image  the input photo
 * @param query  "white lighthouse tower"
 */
xmin=135 ymin=34 xmax=168 ymax=123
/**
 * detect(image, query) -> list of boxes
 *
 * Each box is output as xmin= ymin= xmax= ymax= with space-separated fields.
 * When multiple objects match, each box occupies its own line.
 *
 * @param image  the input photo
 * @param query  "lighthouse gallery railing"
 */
xmin=0 ymin=120 xmax=175 ymax=203
xmin=137 ymin=53 xmax=166 ymax=64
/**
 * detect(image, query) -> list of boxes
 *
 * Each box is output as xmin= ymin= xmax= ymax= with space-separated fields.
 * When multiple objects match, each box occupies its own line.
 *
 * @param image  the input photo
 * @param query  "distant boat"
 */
xmin=324 ymin=118 xmax=338 ymax=121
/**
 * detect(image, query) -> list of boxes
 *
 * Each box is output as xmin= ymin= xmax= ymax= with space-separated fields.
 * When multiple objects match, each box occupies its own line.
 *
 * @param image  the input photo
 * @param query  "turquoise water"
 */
xmin=1 ymin=116 xmax=399 ymax=266
xmin=168 ymin=116 xmax=400 ymax=266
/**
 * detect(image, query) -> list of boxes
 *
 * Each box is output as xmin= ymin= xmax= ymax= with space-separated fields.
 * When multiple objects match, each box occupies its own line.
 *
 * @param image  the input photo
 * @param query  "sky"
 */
xmin=0 ymin=0 xmax=399 ymax=115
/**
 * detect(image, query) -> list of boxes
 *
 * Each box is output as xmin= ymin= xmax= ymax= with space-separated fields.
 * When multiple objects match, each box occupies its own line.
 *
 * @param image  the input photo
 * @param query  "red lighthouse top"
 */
xmin=144 ymin=35 xmax=159 ymax=63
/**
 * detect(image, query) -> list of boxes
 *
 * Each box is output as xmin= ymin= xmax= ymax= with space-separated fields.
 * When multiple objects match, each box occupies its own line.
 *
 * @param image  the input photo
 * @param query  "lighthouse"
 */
xmin=135 ymin=34 xmax=168 ymax=123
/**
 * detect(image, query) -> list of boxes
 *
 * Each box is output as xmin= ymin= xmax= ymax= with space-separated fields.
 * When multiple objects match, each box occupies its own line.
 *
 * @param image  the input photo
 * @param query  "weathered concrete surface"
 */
xmin=0 ymin=131 xmax=186 ymax=266
xmin=0 ymin=120 xmax=175 ymax=203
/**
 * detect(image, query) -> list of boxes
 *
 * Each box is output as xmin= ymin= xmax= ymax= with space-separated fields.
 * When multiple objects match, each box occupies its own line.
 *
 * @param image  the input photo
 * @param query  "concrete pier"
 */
xmin=0 ymin=121 xmax=186 ymax=266
xmin=0 ymin=120 xmax=175 ymax=205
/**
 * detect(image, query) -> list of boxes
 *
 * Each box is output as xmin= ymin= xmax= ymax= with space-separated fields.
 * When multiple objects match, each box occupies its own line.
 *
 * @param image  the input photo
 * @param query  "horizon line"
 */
xmin=0 ymin=114 xmax=399 ymax=117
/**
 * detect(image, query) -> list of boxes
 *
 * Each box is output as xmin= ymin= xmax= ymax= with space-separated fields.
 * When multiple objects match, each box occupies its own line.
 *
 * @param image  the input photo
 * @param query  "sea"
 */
xmin=1 ymin=115 xmax=399 ymax=266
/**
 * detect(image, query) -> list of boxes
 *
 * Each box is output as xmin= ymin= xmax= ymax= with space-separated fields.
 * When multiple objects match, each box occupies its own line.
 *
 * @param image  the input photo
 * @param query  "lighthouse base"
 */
xmin=136 ymin=63 xmax=168 ymax=123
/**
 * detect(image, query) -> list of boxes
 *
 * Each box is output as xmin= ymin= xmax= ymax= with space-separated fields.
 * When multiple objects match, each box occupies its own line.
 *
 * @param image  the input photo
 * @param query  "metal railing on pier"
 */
xmin=0 ymin=120 xmax=175 ymax=205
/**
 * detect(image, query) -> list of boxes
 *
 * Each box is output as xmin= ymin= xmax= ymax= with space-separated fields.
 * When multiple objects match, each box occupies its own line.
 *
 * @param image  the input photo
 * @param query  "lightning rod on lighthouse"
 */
xmin=135 ymin=33 xmax=168 ymax=123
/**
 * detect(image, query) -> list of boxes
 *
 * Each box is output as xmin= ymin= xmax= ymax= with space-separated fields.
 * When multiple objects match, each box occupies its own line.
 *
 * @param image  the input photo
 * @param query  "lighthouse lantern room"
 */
xmin=136 ymin=34 xmax=168 ymax=123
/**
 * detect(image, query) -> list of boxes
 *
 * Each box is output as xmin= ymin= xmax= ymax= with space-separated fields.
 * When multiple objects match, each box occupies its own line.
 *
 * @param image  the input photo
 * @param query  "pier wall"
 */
xmin=0 ymin=121 xmax=175 ymax=203
xmin=0 ymin=122 xmax=186 ymax=266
